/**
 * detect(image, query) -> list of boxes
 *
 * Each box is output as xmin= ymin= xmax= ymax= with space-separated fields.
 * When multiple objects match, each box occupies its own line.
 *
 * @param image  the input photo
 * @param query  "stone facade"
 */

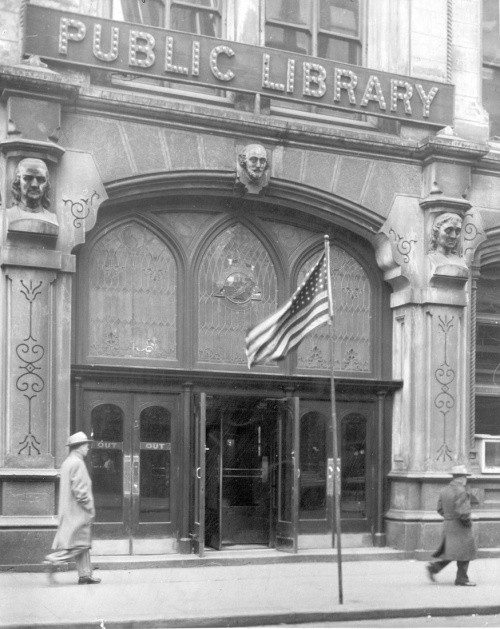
xmin=0 ymin=1 xmax=500 ymax=564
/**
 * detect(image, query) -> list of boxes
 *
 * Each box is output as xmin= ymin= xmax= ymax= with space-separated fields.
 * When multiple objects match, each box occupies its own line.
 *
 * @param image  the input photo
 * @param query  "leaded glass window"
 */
xmin=198 ymin=224 xmax=278 ymax=365
xmin=87 ymin=223 xmax=177 ymax=360
xmin=297 ymin=246 xmax=371 ymax=372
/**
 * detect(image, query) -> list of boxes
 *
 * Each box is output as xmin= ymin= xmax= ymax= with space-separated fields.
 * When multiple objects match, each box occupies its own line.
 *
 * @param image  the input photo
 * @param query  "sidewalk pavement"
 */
xmin=2 ymin=556 xmax=500 ymax=629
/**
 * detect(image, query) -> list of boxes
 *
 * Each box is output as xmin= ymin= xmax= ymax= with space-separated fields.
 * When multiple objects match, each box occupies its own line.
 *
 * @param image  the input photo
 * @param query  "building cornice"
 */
xmin=0 ymin=65 xmax=490 ymax=166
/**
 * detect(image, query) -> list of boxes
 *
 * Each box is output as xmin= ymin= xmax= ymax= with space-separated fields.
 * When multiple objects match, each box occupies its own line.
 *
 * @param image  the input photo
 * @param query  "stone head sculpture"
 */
xmin=236 ymin=144 xmax=270 ymax=194
xmin=430 ymin=212 xmax=462 ymax=257
xmin=12 ymin=157 xmax=51 ymax=211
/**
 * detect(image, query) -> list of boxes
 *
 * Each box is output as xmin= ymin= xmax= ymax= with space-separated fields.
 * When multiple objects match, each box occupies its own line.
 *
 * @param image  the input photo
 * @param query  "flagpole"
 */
xmin=324 ymin=234 xmax=343 ymax=605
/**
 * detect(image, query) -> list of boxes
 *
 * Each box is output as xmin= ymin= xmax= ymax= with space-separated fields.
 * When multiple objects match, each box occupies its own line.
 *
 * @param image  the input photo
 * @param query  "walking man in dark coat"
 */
xmin=44 ymin=432 xmax=101 ymax=585
xmin=426 ymin=464 xmax=477 ymax=586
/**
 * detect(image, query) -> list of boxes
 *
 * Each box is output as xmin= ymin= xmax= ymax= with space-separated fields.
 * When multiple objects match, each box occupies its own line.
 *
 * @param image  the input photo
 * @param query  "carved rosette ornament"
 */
xmin=235 ymin=143 xmax=270 ymax=195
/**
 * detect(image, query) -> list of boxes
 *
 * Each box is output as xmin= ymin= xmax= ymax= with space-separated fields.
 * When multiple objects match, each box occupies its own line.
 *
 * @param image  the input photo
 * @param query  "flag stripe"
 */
xmin=246 ymin=294 xmax=326 ymax=358
xmin=248 ymin=293 xmax=329 ymax=364
xmin=246 ymin=284 xmax=327 ymax=356
xmin=251 ymin=304 xmax=329 ymax=365
xmin=246 ymin=258 xmax=328 ymax=364
xmin=245 ymin=252 xmax=330 ymax=367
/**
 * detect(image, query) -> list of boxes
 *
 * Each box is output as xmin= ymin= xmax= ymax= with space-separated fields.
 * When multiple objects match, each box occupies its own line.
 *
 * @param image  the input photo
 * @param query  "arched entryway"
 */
xmin=71 ymin=187 xmax=396 ymax=554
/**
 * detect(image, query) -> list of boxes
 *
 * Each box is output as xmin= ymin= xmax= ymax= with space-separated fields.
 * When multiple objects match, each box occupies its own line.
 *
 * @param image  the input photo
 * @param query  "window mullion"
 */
xmin=166 ymin=0 xmax=172 ymax=28
xmin=312 ymin=0 xmax=318 ymax=56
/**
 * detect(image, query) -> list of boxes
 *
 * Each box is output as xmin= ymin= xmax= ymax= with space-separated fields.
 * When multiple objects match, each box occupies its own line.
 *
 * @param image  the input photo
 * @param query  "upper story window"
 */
xmin=483 ymin=0 xmax=500 ymax=137
xmin=108 ymin=0 xmax=222 ymax=35
xmin=264 ymin=0 xmax=363 ymax=122
xmin=101 ymin=0 xmax=365 ymax=121
xmin=265 ymin=0 xmax=361 ymax=65
xmin=106 ymin=0 xmax=224 ymax=98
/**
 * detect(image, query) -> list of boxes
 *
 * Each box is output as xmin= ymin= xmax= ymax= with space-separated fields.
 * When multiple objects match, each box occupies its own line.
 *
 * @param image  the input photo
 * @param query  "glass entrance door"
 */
xmin=203 ymin=395 xmax=276 ymax=550
xmin=299 ymin=400 xmax=375 ymax=534
xmin=82 ymin=390 xmax=178 ymax=553
xmin=274 ymin=397 xmax=300 ymax=552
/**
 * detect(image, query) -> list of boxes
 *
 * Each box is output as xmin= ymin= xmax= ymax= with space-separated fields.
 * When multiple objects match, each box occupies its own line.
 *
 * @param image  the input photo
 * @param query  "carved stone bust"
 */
xmin=236 ymin=144 xmax=270 ymax=194
xmin=428 ymin=212 xmax=468 ymax=276
xmin=6 ymin=158 xmax=59 ymax=236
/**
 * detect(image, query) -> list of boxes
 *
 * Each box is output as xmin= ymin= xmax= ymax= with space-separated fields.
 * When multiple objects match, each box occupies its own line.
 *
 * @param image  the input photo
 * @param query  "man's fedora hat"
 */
xmin=66 ymin=431 xmax=92 ymax=447
xmin=450 ymin=464 xmax=471 ymax=476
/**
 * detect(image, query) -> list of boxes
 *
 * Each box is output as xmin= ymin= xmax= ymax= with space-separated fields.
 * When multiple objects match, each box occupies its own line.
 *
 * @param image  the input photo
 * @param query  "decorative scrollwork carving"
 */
xmin=434 ymin=315 xmax=455 ymax=462
xmin=462 ymin=216 xmax=479 ymax=259
xmin=389 ymin=228 xmax=417 ymax=263
xmin=463 ymin=221 xmax=478 ymax=242
xmin=63 ymin=190 xmax=100 ymax=228
xmin=16 ymin=280 xmax=45 ymax=456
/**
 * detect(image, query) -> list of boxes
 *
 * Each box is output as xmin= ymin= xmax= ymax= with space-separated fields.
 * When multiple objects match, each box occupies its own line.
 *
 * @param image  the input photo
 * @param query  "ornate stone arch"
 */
xmin=86 ymin=172 xmax=390 ymax=371
xmin=104 ymin=171 xmax=385 ymax=242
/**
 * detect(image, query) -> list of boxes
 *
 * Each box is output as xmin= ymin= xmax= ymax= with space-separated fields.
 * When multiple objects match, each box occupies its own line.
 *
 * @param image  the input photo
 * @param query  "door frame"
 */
xmin=192 ymin=392 xmax=298 ymax=553
xmin=274 ymin=396 xmax=300 ymax=552
xmin=73 ymin=368 xmax=400 ymax=553
xmin=78 ymin=383 xmax=181 ymax=554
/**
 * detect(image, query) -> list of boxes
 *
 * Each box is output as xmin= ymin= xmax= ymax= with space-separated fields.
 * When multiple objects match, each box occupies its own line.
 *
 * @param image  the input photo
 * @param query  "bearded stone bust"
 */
xmin=236 ymin=144 xmax=270 ymax=194
xmin=6 ymin=158 xmax=59 ymax=236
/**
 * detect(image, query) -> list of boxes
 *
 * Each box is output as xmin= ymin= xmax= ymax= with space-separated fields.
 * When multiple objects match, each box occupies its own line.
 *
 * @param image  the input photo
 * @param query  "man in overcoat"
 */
xmin=44 ymin=432 xmax=101 ymax=584
xmin=426 ymin=464 xmax=477 ymax=586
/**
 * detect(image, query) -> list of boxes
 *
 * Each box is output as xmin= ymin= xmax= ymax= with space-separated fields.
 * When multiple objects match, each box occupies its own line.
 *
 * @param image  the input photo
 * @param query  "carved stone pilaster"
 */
xmin=4 ymin=269 xmax=56 ymax=467
xmin=375 ymin=184 xmax=488 ymax=550
xmin=0 ymin=72 xmax=105 ymax=488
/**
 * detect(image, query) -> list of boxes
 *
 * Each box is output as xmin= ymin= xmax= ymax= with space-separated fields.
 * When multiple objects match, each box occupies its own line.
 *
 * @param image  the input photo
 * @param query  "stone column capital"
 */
xmin=375 ymin=194 xmax=486 ymax=304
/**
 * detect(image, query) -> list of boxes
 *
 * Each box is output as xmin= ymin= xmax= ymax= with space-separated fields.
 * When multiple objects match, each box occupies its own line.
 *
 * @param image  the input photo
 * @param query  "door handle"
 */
xmin=124 ymin=455 xmax=131 ymax=497
xmin=261 ymin=456 xmax=269 ymax=483
xmin=196 ymin=466 xmax=202 ymax=479
xmin=132 ymin=454 xmax=140 ymax=496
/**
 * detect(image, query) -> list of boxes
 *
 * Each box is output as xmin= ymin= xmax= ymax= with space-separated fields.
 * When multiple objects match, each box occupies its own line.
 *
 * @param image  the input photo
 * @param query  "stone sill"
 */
xmin=0 ymin=469 xmax=59 ymax=479
xmin=0 ymin=516 xmax=58 ymax=528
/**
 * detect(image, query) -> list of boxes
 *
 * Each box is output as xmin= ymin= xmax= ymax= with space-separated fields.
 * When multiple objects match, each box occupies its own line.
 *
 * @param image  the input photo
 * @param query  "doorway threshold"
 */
xmin=89 ymin=546 xmax=411 ymax=571
xmin=205 ymin=544 xmax=270 ymax=552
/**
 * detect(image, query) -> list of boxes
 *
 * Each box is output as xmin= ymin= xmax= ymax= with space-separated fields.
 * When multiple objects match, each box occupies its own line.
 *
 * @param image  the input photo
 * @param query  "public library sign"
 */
xmin=25 ymin=5 xmax=454 ymax=126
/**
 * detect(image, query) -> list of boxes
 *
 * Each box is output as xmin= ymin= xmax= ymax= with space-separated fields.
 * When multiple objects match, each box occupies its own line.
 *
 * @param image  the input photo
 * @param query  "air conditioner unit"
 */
xmin=476 ymin=434 xmax=500 ymax=473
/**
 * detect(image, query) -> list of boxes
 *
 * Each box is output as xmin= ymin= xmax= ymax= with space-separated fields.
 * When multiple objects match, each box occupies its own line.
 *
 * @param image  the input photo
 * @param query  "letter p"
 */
xmin=59 ymin=18 xmax=86 ymax=56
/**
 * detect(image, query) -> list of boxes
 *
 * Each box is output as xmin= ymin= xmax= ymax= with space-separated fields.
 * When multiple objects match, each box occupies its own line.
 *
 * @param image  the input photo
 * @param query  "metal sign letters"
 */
xmin=25 ymin=5 xmax=454 ymax=126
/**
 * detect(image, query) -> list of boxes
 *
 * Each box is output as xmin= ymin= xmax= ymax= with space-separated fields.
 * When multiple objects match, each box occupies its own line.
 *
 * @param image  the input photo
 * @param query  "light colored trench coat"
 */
xmin=434 ymin=478 xmax=477 ymax=562
xmin=52 ymin=449 xmax=95 ymax=550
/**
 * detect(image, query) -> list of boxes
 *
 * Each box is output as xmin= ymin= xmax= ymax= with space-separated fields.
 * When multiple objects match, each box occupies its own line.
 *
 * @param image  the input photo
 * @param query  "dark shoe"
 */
xmin=455 ymin=580 xmax=476 ymax=586
xmin=426 ymin=564 xmax=436 ymax=582
xmin=78 ymin=576 xmax=101 ymax=585
xmin=43 ymin=560 xmax=56 ymax=584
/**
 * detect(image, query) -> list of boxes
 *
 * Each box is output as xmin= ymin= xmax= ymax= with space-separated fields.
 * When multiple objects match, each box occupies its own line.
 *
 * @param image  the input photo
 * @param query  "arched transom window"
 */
xmin=87 ymin=223 xmax=177 ymax=361
xmin=297 ymin=245 xmax=371 ymax=372
xmin=197 ymin=223 xmax=278 ymax=365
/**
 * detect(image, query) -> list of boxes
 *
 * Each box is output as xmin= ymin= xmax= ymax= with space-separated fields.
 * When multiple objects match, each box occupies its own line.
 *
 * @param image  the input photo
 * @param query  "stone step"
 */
xmin=88 ymin=547 xmax=414 ymax=570
xmin=0 ymin=546 xmax=412 ymax=572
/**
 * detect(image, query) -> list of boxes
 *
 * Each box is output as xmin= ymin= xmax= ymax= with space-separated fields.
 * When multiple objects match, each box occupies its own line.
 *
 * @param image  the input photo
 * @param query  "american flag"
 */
xmin=245 ymin=252 xmax=331 ymax=368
